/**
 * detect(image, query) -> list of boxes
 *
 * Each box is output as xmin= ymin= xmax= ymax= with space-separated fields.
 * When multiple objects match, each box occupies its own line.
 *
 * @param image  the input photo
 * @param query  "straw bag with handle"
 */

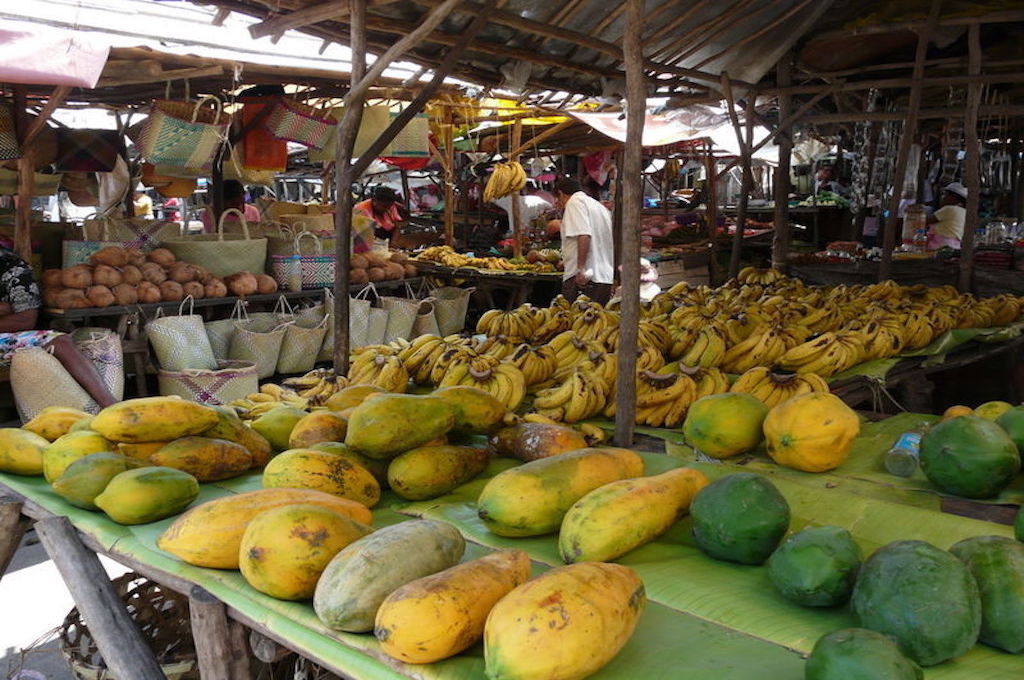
xmin=158 ymin=360 xmax=258 ymax=406
xmin=264 ymin=97 xmax=337 ymax=150
xmin=162 ymin=208 xmax=268 ymax=277
xmin=11 ymin=347 xmax=97 ymax=421
xmin=228 ymin=314 xmax=290 ymax=380
xmin=270 ymin=231 xmax=335 ymax=292
xmin=130 ymin=96 xmax=229 ymax=174
xmin=380 ymin=283 xmax=421 ymax=343
xmin=431 ymin=286 xmax=475 ymax=335
xmin=147 ymin=297 xmax=219 ymax=371
xmin=205 ymin=299 xmax=246 ymax=362
xmin=276 ymin=297 xmax=328 ymax=374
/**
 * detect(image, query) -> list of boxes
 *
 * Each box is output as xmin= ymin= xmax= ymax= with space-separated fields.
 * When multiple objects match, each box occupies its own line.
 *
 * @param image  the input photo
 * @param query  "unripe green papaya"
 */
xmin=950 ymin=535 xmax=1024 ymax=653
xmin=345 ymin=394 xmax=456 ymax=459
xmin=805 ymin=628 xmax=923 ymax=680
xmin=387 ymin=446 xmax=490 ymax=500
xmin=768 ymin=525 xmax=862 ymax=607
xmin=51 ymin=452 xmax=128 ymax=510
xmin=42 ymin=430 xmax=114 ymax=483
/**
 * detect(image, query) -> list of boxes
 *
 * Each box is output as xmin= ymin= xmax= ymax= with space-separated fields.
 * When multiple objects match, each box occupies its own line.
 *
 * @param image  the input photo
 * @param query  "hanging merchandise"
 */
xmin=384 ymin=111 xmax=431 ymax=157
xmin=309 ymin=105 xmax=392 ymax=164
xmin=0 ymin=100 xmax=20 ymax=160
xmin=239 ymin=96 xmax=288 ymax=171
xmin=141 ymin=163 xmax=197 ymax=199
xmin=264 ymin=97 xmax=337 ymax=149
xmin=54 ymin=128 xmax=124 ymax=173
xmin=129 ymin=96 xmax=229 ymax=175
xmin=224 ymin=144 xmax=277 ymax=186
xmin=0 ymin=168 xmax=62 ymax=196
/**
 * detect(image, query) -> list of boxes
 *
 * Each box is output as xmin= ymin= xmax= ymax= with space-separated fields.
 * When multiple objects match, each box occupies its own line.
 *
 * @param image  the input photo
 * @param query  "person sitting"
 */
xmin=200 ymin=180 xmax=261 ymax=233
xmin=353 ymin=186 xmax=407 ymax=251
xmin=926 ymin=182 xmax=967 ymax=249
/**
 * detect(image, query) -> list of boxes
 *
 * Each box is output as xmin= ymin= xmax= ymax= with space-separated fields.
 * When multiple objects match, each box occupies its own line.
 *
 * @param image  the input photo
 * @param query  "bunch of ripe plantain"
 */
xmin=482 ymin=161 xmax=527 ymax=202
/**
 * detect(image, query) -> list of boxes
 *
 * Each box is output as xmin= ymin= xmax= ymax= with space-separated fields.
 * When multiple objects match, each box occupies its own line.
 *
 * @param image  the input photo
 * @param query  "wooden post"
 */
xmin=400 ymin=168 xmax=412 ymax=211
xmin=510 ymin=119 xmax=524 ymax=257
xmin=879 ymin=0 xmax=943 ymax=281
xmin=189 ymin=585 xmax=239 ymax=680
xmin=443 ymin=109 xmax=456 ymax=247
xmin=12 ymin=86 xmax=33 ymax=261
xmin=211 ymin=148 xmax=225 ymax=227
xmin=0 ymin=498 xmax=29 ymax=580
xmin=772 ymin=55 xmax=794 ymax=272
xmin=728 ymin=94 xmax=756 ymax=278
xmin=34 ymin=517 xmax=167 ymax=680
xmin=704 ymin=144 xmax=720 ymax=284
xmin=333 ymin=0 xmax=368 ymax=375
xmin=614 ymin=0 xmax=645 ymax=447
xmin=959 ymin=23 xmax=982 ymax=293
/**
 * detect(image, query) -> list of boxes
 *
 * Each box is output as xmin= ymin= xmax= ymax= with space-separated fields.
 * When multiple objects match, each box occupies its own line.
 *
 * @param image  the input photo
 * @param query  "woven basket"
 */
xmin=59 ymin=572 xmax=198 ymax=680
xmin=158 ymin=359 xmax=259 ymax=406
xmin=162 ymin=208 xmax=268 ymax=278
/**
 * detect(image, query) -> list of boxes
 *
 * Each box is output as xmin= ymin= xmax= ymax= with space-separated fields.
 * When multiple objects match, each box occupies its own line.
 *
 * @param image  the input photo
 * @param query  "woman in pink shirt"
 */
xmin=200 ymin=180 xmax=261 ymax=232
xmin=353 ymin=186 xmax=406 ymax=249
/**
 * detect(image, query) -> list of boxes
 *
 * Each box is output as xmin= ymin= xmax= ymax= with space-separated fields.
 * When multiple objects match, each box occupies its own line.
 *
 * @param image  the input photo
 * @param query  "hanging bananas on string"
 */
xmin=483 ymin=160 xmax=527 ymax=202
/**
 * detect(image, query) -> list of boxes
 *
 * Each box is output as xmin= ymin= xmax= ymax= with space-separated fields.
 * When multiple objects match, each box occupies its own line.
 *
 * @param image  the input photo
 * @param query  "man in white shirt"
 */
xmin=554 ymin=178 xmax=615 ymax=305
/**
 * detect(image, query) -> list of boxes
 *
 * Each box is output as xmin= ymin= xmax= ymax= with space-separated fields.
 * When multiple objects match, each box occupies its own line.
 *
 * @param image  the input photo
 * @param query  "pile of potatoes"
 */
xmin=349 ymin=251 xmax=417 ymax=286
xmin=42 ymin=247 xmax=279 ymax=309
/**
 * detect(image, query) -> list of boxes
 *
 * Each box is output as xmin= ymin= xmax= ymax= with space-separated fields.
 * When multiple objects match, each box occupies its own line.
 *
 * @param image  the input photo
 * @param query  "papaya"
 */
xmin=949 ymin=535 xmax=1024 ymax=653
xmin=117 ymin=441 xmax=170 ymax=462
xmin=288 ymin=411 xmax=348 ymax=449
xmin=477 ymin=448 xmax=644 ymax=537
xmin=682 ymin=393 xmax=767 ymax=459
xmin=201 ymin=406 xmax=272 ymax=466
xmin=433 ymin=385 xmax=508 ymax=434
xmin=387 ymin=446 xmax=490 ymax=501
xmin=920 ymin=415 xmax=1020 ymax=498
xmin=851 ymin=540 xmax=981 ymax=666
xmin=345 ymin=394 xmax=456 ymax=459
xmin=974 ymin=400 xmax=1013 ymax=420
xmin=690 ymin=472 xmax=790 ymax=565
xmin=310 ymin=442 xmax=389 ymax=487
xmin=559 ymin=467 xmax=708 ymax=563
xmin=42 ymin=430 xmax=114 ymax=483
xmin=487 ymin=422 xmax=587 ymax=461
xmin=484 ymin=562 xmax=645 ymax=680
xmin=996 ymin=405 xmax=1024 ymax=454
xmin=1017 ymin=506 xmax=1024 ymax=542
xmin=69 ymin=417 xmax=95 ymax=433
xmin=23 ymin=406 xmax=92 ymax=441
xmin=94 ymin=466 xmax=200 ymax=525
xmin=51 ymin=452 xmax=128 ymax=510
xmin=0 ymin=428 xmax=50 ymax=475
xmin=157 ymin=488 xmax=372 ymax=569
xmin=763 ymin=393 xmax=860 ymax=472
xmin=375 ymin=550 xmax=531 ymax=664
xmin=805 ymin=628 xmax=923 ymax=680
xmin=314 ymin=519 xmax=465 ymax=632
xmin=239 ymin=504 xmax=372 ymax=601
xmin=149 ymin=436 xmax=253 ymax=482
xmin=262 ymin=448 xmax=380 ymax=507
xmin=250 ymin=405 xmax=307 ymax=452
xmin=324 ymin=384 xmax=387 ymax=412
xmin=91 ymin=397 xmax=219 ymax=443
xmin=767 ymin=525 xmax=862 ymax=607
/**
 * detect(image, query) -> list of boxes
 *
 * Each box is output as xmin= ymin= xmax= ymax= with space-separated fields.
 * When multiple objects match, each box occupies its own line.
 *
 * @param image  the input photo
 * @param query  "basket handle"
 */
xmin=274 ymin=294 xmax=295 ymax=317
xmin=178 ymin=295 xmax=196 ymax=316
xmin=293 ymin=230 xmax=321 ymax=255
xmin=217 ymin=208 xmax=250 ymax=241
xmin=192 ymin=95 xmax=223 ymax=124
xmin=230 ymin=298 xmax=248 ymax=322
xmin=353 ymin=282 xmax=379 ymax=304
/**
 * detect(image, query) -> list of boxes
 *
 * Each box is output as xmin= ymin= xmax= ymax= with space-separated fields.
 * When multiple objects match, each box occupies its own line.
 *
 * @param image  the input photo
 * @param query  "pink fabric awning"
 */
xmin=0 ymin=22 xmax=110 ymax=88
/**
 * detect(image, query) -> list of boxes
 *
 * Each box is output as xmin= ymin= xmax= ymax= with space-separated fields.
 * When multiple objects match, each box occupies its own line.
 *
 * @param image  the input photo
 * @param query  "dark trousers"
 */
xmin=562 ymin=278 xmax=613 ymax=305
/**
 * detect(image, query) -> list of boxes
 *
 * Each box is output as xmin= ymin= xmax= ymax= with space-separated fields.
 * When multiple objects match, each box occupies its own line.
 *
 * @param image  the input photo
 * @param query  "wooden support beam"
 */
xmin=442 ymin=109 xmax=456 ymax=247
xmin=800 ymin=104 xmax=1024 ymax=125
xmin=772 ymin=55 xmax=793 ymax=272
xmin=880 ymin=0 xmax=942 ymax=282
xmin=189 ymin=586 xmax=239 ymax=680
xmin=613 ymin=0 xmax=645 ymax=448
xmin=249 ymin=0 xmax=400 ymax=38
xmin=510 ymin=119 xmax=524 ymax=258
xmin=35 ymin=517 xmax=166 ymax=680
xmin=760 ymin=70 xmax=1024 ymax=97
xmin=97 ymin=65 xmax=224 ymax=89
xmin=13 ymin=86 xmax=32 ymax=262
xmin=23 ymin=86 xmax=70 ymax=148
xmin=722 ymin=75 xmax=755 ymax=279
xmin=0 ymin=498 xmax=29 ymax=581
xmin=508 ymin=119 xmax=574 ymax=157
xmin=704 ymin=145 xmax=720 ymax=284
xmin=959 ymin=23 xmax=982 ymax=293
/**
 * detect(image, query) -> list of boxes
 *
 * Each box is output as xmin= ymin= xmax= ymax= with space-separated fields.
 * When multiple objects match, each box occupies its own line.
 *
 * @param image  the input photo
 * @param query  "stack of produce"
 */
xmin=415 ymin=245 xmax=560 ymax=273
xmin=42 ymin=247 xmax=277 ymax=309
xmin=348 ymin=251 xmax=417 ymax=286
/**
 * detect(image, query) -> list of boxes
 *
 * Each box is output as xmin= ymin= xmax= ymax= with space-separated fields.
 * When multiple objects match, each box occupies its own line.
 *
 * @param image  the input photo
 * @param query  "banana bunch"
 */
xmin=956 ymin=295 xmax=998 ymax=329
xmin=679 ymin=327 xmax=728 ymax=368
xmin=602 ymin=319 xmax=671 ymax=353
xmin=349 ymin=349 xmax=409 ymax=392
xmin=475 ymin=334 xmax=520 ymax=360
xmin=571 ymin=307 xmax=620 ymax=344
xmin=676 ymin=365 xmax=730 ymax=398
xmin=438 ymin=354 xmax=526 ymax=410
xmin=482 ymin=161 xmax=527 ymax=202
xmin=776 ymin=330 xmax=867 ymax=377
xmin=507 ymin=344 xmax=559 ymax=387
xmin=532 ymin=368 xmax=608 ymax=424
xmin=720 ymin=325 xmax=790 ymax=374
xmin=666 ymin=326 xmax=697 ymax=359
xmin=477 ymin=307 xmax=537 ymax=339
xmin=577 ymin=351 xmax=617 ymax=393
xmin=230 ymin=383 xmax=309 ymax=419
xmin=729 ymin=367 xmax=830 ymax=408
xmin=281 ymin=368 xmax=348 ymax=406
xmin=737 ymin=266 xmax=784 ymax=285
xmin=548 ymin=331 xmax=606 ymax=381
xmin=606 ymin=371 xmax=698 ymax=428
xmin=847 ymin=318 xmax=904 ymax=361
xmin=399 ymin=334 xmax=473 ymax=385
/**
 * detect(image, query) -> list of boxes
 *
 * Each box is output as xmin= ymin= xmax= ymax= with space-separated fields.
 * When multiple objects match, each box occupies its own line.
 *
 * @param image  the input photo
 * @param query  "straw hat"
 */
xmin=944 ymin=182 xmax=968 ymax=200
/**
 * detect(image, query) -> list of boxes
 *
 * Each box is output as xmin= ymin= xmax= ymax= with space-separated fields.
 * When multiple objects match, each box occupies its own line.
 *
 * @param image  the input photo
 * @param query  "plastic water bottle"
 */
xmin=884 ymin=430 xmax=924 ymax=477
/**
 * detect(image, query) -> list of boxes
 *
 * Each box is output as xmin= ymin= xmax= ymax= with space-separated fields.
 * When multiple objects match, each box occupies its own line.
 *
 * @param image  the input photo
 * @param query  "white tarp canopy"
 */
xmin=0 ymin=22 xmax=109 ymax=88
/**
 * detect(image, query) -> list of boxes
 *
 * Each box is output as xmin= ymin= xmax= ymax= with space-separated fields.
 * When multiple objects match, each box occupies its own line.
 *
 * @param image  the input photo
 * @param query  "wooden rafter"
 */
xmin=248 ymin=0 xmax=401 ymax=39
xmin=693 ymin=0 xmax=817 ymax=70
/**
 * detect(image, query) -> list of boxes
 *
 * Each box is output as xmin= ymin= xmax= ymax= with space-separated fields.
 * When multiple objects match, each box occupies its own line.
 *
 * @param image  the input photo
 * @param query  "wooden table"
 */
xmin=412 ymin=262 xmax=561 ymax=309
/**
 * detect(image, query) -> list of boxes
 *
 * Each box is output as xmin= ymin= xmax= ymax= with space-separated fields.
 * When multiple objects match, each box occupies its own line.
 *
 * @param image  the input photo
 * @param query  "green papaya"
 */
xmin=805 ymin=628 xmax=923 ymax=680
xmin=344 ymin=394 xmax=456 ymax=459
xmin=51 ymin=452 xmax=129 ymax=510
xmin=42 ymin=430 xmax=114 ymax=483
xmin=851 ymin=540 xmax=981 ymax=666
xmin=767 ymin=526 xmax=862 ymax=607
xmin=94 ymin=466 xmax=200 ymax=525
xmin=949 ymin=535 xmax=1024 ymax=653
xmin=919 ymin=415 xmax=1020 ymax=499
xmin=690 ymin=473 xmax=790 ymax=565
xmin=387 ymin=446 xmax=490 ymax=500
xmin=250 ymin=405 xmax=307 ymax=452
xmin=1016 ymin=506 xmax=1024 ymax=542
xmin=310 ymin=442 xmax=389 ymax=487
xmin=996 ymin=405 xmax=1024 ymax=454
xmin=432 ymin=385 xmax=507 ymax=434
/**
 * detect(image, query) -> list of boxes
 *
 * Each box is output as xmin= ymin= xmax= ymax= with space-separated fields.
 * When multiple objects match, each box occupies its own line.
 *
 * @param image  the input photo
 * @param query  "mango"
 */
xmin=42 ymin=430 xmax=114 ymax=483
xmin=345 ymin=394 xmax=456 ymax=459
xmin=433 ymin=385 xmax=508 ymax=434
xmin=150 ymin=436 xmax=253 ymax=482
xmin=202 ymin=406 xmax=273 ymax=467
xmin=486 ymin=422 xmax=587 ymax=461
xmin=263 ymin=448 xmax=380 ymax=507
xmin=484 ymin=562 xmax=645 ymax=680
xmin=375 ymin=550 xmax=531 ymax=663
xmin=94 ymin=466 xmax=199 ymax=525
xmin=23 ymin=406 xmax=92 ymax=441
xmin=250 ymin=405 xmax=307 ymax=451
xmin=387 ymin=446 xmax=490 ymax=501
xmin=310 ymin=442 xmax=389 ymax=487
xmin=559 ymin=467 xmax=708 ymax=563
xmin=288 ymin=411 xmax=348 ymax=449
xmin=0 ymin=428 xmax=50 ymax=475
xmin=239 ymin=504 xmax=372 ymax=600
xmin=91 ymin=397 xmax=219 ymax=443
xmin=325 ymin=384 xmax=387 ymax=412
xmin=478 ymin=448 xmax=644 ymax=537
xmin=158 ymin=488 xmax=372 ymax=569
xmin=51 ymin=452 xmax=128 ymax=510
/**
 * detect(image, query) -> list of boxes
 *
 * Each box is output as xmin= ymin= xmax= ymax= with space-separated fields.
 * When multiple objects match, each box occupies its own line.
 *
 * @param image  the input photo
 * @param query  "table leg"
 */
xmin=0 ymin=497 xmax=29 ymax=580
xmin=35 ymin=516 xmax=167 ymax=680
xmin=190 ymin=585 xmax=244 ymax=680
xmin=229 ymin=619 xmax=254 ymax=679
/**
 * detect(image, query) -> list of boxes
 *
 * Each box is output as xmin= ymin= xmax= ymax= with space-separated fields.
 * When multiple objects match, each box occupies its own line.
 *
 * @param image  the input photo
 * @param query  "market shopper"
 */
xmin=132 ymin=186 xmax=153 ymax=218
xmin=554 ymin=177 xmax=614 ymax=305
xmin=926 ymin=182 xmax=967 ymax=249
xmin=200 ymin=180 xmax=261 ymax=232
xmin=354 ymin=186 xmax=407 ymax=250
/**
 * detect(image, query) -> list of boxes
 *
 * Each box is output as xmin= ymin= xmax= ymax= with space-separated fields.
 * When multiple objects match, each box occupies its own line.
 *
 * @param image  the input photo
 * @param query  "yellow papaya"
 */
xmin=263 ymin=449 xmax=380 ymax=507
xmin=477 ymin=448 xmax=644 ymax=537
xmin=345 ymin=394 xmax=456 ymax=459
xmin=23 ymin=406 xmax=91 ymax=441
xmin=157 ymin=488 xmax=372 ymax=569
xmin=487 ymin=423 xmax=587 ymax=461
xmin=387 ymin=446 xmax=490 ymax=501
xmin=0 ymin=428 xmax=50 ymax=475
xmin=201 ymin=406 xmax=273 ymax=467
xmin=42 ymin=430 xmax=114 ymax=483
xmin=91 ymin=397 xmax=219 ymax=443
xmin=764 ymin=392 xmax=860 ymax=472
xmin=239 ymin=504 xmax=372 ymax=600
xmin=433 ymin=385 xmax=508 ymax=434
xmin=375 ymin=550 xmax=530 ymax=663
xmin=484 ymin=562 xmax=645 ymax=680
xmin=150 ymin=436 xmax=253 ymax=482
xmin=288 ymin=411 xmax=348 ymax=449
xmin=51 ymin=452 xmax=128 ymax=510
xmin=559 ymin=467 xmax=708 ymax=563
xmin=69 ymin=416 xmax=94 ymax=433
xmin=117 ymin=441 xmax=169 ymax=462
xmin=310 ymin=442 xmax=389 ymax=487
xmin=94 ymin=466 xmax=199 ymax=525
xmin=324 ymin=384 xmax=387 ymax=412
